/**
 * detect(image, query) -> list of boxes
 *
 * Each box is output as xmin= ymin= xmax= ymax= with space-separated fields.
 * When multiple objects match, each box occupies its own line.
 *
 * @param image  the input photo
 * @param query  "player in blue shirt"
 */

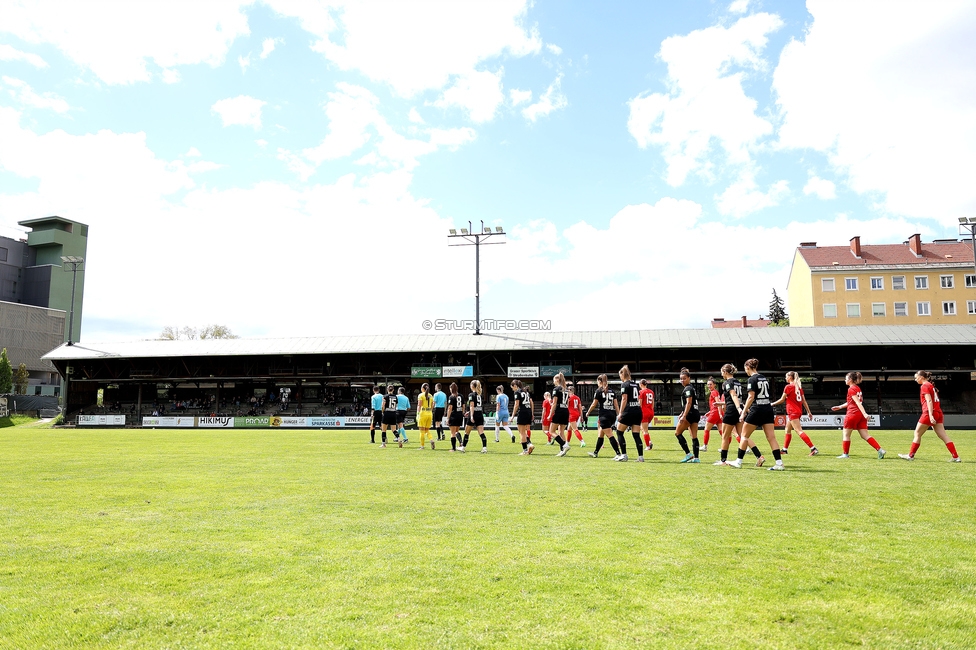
xmin=396 ymin=387 xmax=410 ymax=443
xmin=494 ymin=385 xmax=513 ymax=443
xmin=433 ymin=383 xmax=447 ymax=441
xmin=369 ymin=385 xmax=384 ymax=443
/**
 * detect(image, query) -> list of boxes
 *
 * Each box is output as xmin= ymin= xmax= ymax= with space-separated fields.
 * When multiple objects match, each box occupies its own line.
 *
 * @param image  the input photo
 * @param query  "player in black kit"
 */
xmin=511 ymin=379 xmax=535 ymax=455
xmin=446 ymin=382 xmax=466 ymax=452
xmin=380 ymin=384 xmax=399 ymax=448
xmin=464 ymin=379 xmax=489 ymax=454
xmin=728 ymin=358 xmax=785 ymax=470
xmin=549 ymin=372 xmax=571 ymax=457
xmin=614 ymin=365 xmax=645 ymax=462
xmin=675 ymin=368 xmax=701 ymax=463
xmin=716 ymin=364 xmax=763 ymax=466
xmin=585 ymin=373 xmax=622 ymax=459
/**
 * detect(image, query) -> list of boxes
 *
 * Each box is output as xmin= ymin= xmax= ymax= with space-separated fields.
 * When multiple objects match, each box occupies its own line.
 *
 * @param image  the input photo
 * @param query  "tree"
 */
xmin=0 ymin=349 xmax=11 ymax=394
xmin=159 ymin=325 xmax=239 ymax=340
xmin=13 ymin=363 xmax=29 ymax=395
xmin=766 ymin=289 xmax=789 ymax=326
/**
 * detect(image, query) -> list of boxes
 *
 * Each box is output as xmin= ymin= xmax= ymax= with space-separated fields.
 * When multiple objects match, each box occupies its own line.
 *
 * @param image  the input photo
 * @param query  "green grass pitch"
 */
xmin=1 ymin=426 xmax=973 ymax=648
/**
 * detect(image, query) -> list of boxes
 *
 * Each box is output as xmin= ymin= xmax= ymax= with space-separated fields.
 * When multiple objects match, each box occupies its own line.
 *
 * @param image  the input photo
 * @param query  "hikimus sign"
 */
xmin=198 ymin=416 xmax=234 ymax=428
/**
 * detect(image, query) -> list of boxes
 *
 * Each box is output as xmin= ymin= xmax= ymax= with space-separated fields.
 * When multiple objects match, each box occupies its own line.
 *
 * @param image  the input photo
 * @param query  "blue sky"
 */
xmin=1 ymin=0 xmax=974 ymax=341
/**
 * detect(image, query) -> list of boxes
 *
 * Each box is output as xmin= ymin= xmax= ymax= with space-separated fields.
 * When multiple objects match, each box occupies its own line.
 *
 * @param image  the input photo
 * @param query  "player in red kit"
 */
xmin=831 ymin=371 xmax=885 ymax=459
xmin=566 ymin=382 xmax=585 ymax=447
xmin=700 ymin=377 xmax=722 ymax=452
xmin=638 ymin=379 xmax=654 ymax=451
xmin=541 ymin=391 xmax=553 ymax=444
xmin=771 ymin=371 xmax=818 ymax=456
xmin=898 ymin=370 xmax=960 ymax=462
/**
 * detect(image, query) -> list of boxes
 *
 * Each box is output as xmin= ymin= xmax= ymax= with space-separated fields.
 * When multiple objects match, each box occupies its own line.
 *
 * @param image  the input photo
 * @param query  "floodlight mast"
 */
xmin=447 ymin=220 xmax=506 ymax=335
xmin=960 ymin=217 xmax=976 ymax=280
xmin=60 ymin=256 xmax=84 ymax=346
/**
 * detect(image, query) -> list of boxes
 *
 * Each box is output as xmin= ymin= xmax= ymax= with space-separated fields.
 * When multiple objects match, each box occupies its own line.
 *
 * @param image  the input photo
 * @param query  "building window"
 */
xmin=823 ymin=303 xmax=837 ymax=318
xmin=917 ymin=301 xmax=931 ymax=316
xmin=822 ymin=278 xmax=835 ymax=292
xmin=915 ymin=276 xmax=929 ymax=290
xmin=872 ymin=303 xmax=886 ymax=317
xmin=0 ymin=247 xmax=7 ymax=262
xmin=870 ymin=277 xmax=884 ymax=290
xmin=966 ymin=274 xmax=975 ymax=288
xmin=943 ymin=301 xmax=956 ymax=316
xmin=845 ymin=278 xmax=858 ymax=290
xmin=941 ymin=275 xmax=955 ymax=289
xmin=847 ymin=303 xmax=861 ymax=318
xmin=892 ymin=276 xmax=906 ymax=290
xmin=894 ymin=302 xmax=908 ymax=316
xmin=968 ymin=300 xmax=976 ymax=315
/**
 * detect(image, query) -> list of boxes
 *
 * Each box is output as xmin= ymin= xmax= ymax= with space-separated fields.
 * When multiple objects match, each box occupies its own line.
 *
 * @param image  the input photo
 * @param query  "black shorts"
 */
xmin=618 ymin=407 xmax=642 ymax=428
xmin=448 ymin=412 xmax=464 ymax=427
xmin=744 ymin=406 xmax=775 ymax=427
xmin=433 ymin=407 xmax=445 ymax=425
xmin=722 ymin=409 xmax=741 ymax=426
xmin=382 ymin=411 xmax=397 ymax=426
xmin=469 ymin=412 xmax=485 ymax=427
xmin=685 ymin=410 xmax=700 ymax=425
xmin=599 ymin=413 xmax=616 ymax=429
xmin=517 ymin=410 xmax=533 ymax=426
xmin=396 ymin=411 xmax=406 ymax=424
xmin=372 ymin=410 xmax=382 ymax=426
xmin=551 ymin=409 xmax=569 ymax=425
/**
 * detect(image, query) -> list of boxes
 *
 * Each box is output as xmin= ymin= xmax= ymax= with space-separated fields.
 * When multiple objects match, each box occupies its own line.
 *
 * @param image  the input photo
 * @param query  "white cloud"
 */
xmin=522 ymin=74 xmax=567 ymax=122
xmin=432 ymin=69 xmax=505 ymax=123
xmin=0 ymin=43 xmax=48 ymax=68
xmin=238 ymin=54 xmax=250 ymax=72
xmin=211 ymin=95 xmax=266 ymax=129
xmin=546 ymin=43 xmax=562 ymax=55
xmin=0 ymin=0 xmax=250 ymax=84
xmin=774 ymin=0 xmax=976 ymax=220
xmin=509 ymin=88 xmax=532 ymax=106
xmin=728 ymin=0 xmax=750 ymax=14
xmin=1 ymin=76 xmax=69 ymax=113
xmin=408 ymin=107 xmax=424 ymax=124
xmin=184 ymin=147 xmax=202 ymax=157
xmin=161 ymin=68 xmax=181 ymax=84
xmin=260 ymin=37 xmax=281 ymax=59
xmin=627 ymin=13 xmax=783 ymax=186
xmin=716 ymin=172 xmax=789 ymax=217
xmin=268 ymin=0 xmax=541 ymax=97
xmin=803 ymin=175 xmax=836 ymax=200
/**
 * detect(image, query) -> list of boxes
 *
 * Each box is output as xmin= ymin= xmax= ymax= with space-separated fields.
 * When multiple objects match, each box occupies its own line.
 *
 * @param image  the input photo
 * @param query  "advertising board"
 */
xmin=78 ymin=414 xmax=125 ymax=426
xmin=142 ymin=416 xmax=195 ymax=428
xmin=507 ymin=367 xmax=539 ymax=378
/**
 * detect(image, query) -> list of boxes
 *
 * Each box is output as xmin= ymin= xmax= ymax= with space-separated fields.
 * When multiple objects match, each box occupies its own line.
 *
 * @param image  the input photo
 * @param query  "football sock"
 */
xmin=946 ymin=441 xmax=958 ymax=458
xmin=462 ymin=434 xmax=470 ymax=447
xmin=554 ymin=435 xmax=566 ymax=447
xmin=720 ymin=449 xmax=728 ymax=462
xmin=575 ymin=430 xmax=584 ymax=441
xmin=504 ymin=425 xmax=512 ymax=438
xmin=594 ymin=437 xmax=604 ymax=454
xmin=420 ymin=431 xmax=426 ymax=447
xmin=866 ymin=436 xmax=881 ymax=451
xmin=480 ymin=433 xmax=488 ymax=449
xmin=609 ymin=436 xmax=621 ymax=454
xmin=526 ymin=430 xmax=532 ymax=441
xmin=703 ymin=430 xmax=710 ymax=446
xmin=772 ymin=449 xmax=782 ymax=461
xmin=451 ymin=436 xmax=457 ymax=450
xmin=546 ymin=431 xmax=553 ymax=442
xmin=842 ymin=440 xmax=851 ymax=455
xmin=737 ymin=447 xmax=746 ymax=460
xmin=692 ymin=437 xmax=700 ymax=458
xmin=784 ymin=432 xmax=792 ymax=449
xmin=676 ymin=433 xmax=690 ymax=454
xmin=521 ymin=441 xmax=528 ymax=450
xmin=631 ymin=430 xmax=643 ymax=456
xmin=799 ymin=432 xmax=814 ymax=448
xmin=616 ymin=431 xmax=627 ymax=455
xmin=382 ymin=432 xmax=387 ymax=443
xmin=909 ymin=442 xmax=920 ymax=457
xmin=643 ymin=433 xmax=651 ymax=448
xmin=495 ymin=423 xmax=500 ymax=438
xmin=751 ymin=446 xmax=762 ymax=458
xmin=370 ymin=430 xmax=375 ymax=443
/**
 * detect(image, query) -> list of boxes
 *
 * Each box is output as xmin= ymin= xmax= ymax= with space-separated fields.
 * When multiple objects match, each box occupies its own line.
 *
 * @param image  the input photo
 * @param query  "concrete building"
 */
xmin=787 ymin=234 xmax=976 ymax=326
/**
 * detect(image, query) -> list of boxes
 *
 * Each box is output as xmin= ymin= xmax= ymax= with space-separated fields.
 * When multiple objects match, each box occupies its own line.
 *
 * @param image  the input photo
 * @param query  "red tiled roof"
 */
xmin=710 ymin=319 xmax=771 ymax=329
xmin=798 ymin=240 xmax=974 ymax=268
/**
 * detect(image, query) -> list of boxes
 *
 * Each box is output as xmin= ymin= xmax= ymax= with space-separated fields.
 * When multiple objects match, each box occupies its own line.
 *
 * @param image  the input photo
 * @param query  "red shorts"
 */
xmin=569 ymin=411 xmax=581 ymax=424
xmin=543 ymin=419 xmax=552 ymax=429
xmin=844 ymin=414 xmax=868 ymax=430
xmin=641 ymin=411 xmax=654 ymax=424
xmin=786 ymin=410 xmax=802 ymax=422
xmin=919 ymin=409 xmax=944 ymax=426
xmin=706 ymin=412 xmax=722 ymax=425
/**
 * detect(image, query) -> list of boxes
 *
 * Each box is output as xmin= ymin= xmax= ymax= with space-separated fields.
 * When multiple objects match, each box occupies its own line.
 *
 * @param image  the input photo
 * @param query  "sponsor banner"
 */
xmin=411 ymin=367 xmax=441 ymax=378
xmin=270 ymin=416 xmax=308 ymax=428
xmin=308 ymin=416 xmax=343 ymax=427
xmin=541 ymin=365 xmax=572 ymax=377
xmin=198 ymin=416 xmax=234 ymax=428
xmin=142 ymin=416 xmax=195 ymax=428
xmin=507 ymin=366 xmax=539 ymax=378
xmin=234 ymin=416 xmax=271 ymax=428
xmin=797 ymin=414 xmax=881 ymax=428
xmin=345 ymin=416 xmax=371 ymax=426
xmin=441 ymin=365 xmax=474 ymax=378
xmin=651 ymin=415 xmax=674 ymax=428
xmin=78 ymin=414 xmax=125 ymax=426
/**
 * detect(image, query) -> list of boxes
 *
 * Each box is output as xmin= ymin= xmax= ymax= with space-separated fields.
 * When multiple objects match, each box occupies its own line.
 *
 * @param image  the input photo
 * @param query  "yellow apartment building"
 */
xmin=787 ymin=234 xmax=976 ymax=326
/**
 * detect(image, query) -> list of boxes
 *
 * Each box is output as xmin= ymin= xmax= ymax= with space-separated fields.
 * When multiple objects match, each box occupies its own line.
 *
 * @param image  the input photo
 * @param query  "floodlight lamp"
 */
xmin=959 ymin=218 xmax=968 ymax=224
xmin=969 ymin=217 xmax=976 ymax=224
xmin=495 ymin=226 xmax=503 ymax=233
xmin=484 ymin=227 xmax=491 ymax=234
xmin=449 ymin=229 xmax=457 ymax=235
xmin=461 ymin=228 xmax=468 ymax=235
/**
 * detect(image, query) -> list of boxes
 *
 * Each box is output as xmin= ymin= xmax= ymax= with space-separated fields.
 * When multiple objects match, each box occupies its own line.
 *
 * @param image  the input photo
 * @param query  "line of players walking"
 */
xmin=368 ymin=361 xmax=961 ymax=468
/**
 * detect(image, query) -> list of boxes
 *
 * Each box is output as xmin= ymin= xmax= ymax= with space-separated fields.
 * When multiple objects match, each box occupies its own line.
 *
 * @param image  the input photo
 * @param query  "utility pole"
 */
xmin=447 ymin=221 xmax=506 ymax=335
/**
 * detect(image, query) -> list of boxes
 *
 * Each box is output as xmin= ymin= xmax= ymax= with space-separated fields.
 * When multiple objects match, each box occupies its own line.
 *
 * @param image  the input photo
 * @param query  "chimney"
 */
xmin=908 ymin=233 xmax=922 ymax=256
xmin=850 ymin=236 xmax=861 ymax=258
xmin=799 ymin=242 xmax=817 ymax=248
xmin=741 ymin=316 xmax=748 ymax=328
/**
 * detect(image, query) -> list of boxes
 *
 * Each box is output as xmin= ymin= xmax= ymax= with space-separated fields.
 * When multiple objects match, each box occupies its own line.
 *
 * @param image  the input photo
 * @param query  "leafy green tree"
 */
xmin=0 ymin=348 xmax=12 ymax=394
xmin=766 ymin=289 xmax=790 ymax=326
xmin=13 ymin=363 xmax=29 ymax=395
xmin=160 ymin=325 xmax=239 ymax=340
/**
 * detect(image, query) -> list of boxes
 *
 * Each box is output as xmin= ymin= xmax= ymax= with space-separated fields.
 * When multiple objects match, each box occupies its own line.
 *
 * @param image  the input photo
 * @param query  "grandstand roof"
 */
xmin=43 ymin=325 xmax=976 ymax=361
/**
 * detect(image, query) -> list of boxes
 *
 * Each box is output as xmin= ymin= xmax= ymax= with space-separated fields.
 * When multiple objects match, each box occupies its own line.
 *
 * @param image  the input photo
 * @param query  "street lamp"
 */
xmin=448 ymin=221 xmax=506 ymax=335
xmin=959 ymin=218 xmax=976 ymax=282
xmin=60 ymin=255 xmax=84 ymax=346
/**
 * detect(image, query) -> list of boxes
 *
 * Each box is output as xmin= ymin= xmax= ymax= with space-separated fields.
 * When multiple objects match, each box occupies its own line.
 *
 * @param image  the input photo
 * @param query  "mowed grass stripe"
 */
xmin=0 ymin=429 xmax=973 ymax=649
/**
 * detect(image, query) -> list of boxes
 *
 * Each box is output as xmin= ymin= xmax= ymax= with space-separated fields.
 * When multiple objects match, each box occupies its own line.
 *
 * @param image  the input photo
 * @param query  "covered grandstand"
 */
xmin=43 ymin=325 xmax=976 ymax=428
